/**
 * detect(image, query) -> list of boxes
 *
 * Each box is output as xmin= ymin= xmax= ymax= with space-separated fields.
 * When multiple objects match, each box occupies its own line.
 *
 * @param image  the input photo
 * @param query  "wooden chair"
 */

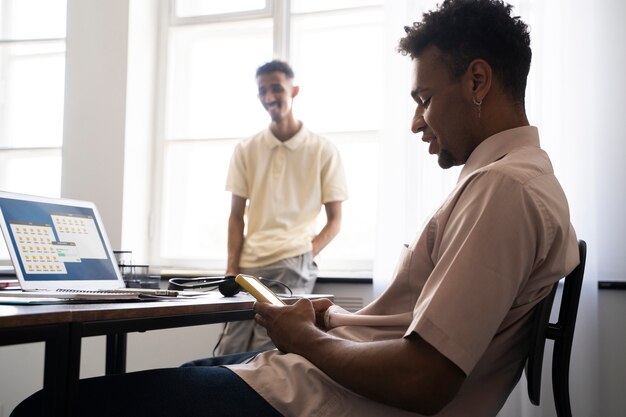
xmin=525 ymin=240 xmax=587 ymax=417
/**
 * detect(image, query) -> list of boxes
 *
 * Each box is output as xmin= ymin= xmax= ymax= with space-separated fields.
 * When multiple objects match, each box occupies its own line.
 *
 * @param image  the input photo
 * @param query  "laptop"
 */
xmin=0 ymin=191 xmax=176 ymax=302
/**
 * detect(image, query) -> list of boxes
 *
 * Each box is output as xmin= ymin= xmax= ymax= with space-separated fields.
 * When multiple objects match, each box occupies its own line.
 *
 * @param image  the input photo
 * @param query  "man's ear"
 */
xmin=291 ymin=85 xmax=300 ymax=98
xmin=466 ymin=59 xmax=492 ymax=102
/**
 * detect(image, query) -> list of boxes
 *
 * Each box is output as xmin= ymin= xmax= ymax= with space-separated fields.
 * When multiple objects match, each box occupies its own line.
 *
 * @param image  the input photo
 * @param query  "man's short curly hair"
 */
xmin=256 ymin=60 xmax=295 ymax=79
xmin=398 ymin=0 xmax=531 ymax=104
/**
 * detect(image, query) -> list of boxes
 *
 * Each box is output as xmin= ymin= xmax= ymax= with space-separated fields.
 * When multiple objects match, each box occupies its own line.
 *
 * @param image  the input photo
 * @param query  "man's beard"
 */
xmin=438 ymin=149 xmax=455 ymax=169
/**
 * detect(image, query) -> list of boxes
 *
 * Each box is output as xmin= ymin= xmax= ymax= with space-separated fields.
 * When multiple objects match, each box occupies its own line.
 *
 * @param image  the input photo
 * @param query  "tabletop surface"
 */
xmin=0 ymin=292 xmax=332 ymax=329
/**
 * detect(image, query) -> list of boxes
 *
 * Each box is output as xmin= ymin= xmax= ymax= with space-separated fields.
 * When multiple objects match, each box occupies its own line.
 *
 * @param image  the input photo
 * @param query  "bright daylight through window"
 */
xmin=0 ymin=0 xmax=66 ymax=261
xmin=155 ymin=0 xmax=383 ymax=275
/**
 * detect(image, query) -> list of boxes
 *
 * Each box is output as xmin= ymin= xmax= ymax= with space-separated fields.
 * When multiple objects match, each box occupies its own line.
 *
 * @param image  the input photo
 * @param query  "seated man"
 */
xmin=12 ymin=1 xmax=579 ymax=416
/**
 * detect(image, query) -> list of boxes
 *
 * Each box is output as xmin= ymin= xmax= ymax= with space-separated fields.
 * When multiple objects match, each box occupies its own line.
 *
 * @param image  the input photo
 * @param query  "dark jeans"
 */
xmin=12 ymin=352 xmax=281 ymax=417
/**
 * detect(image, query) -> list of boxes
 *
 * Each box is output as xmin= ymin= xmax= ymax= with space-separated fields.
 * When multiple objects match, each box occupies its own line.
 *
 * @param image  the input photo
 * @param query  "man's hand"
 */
xmin=254 ymin=298 xmax=334 ymax=353
xmin=311 ymin=201 xmax=342 ymax=256
xmin=311 ymin=298 xmax=335 ymax=328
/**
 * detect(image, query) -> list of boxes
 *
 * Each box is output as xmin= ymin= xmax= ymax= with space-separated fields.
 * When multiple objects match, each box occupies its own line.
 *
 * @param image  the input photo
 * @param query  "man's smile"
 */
xmin=422 ymin=133 xmax=439 ymax=155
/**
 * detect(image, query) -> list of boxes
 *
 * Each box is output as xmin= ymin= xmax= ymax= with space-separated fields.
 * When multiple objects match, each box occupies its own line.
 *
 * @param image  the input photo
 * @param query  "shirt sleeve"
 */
xmin=320 ymin=142 xmax=349 ymax=203
xmin=225 ymin=143 xmax=249 ymax=198
xmin=406 ymin=169 xmax=550 ymax=374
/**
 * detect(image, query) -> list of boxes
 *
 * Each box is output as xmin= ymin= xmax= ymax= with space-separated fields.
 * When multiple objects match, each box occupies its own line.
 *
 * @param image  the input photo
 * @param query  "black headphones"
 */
xmin=167 ymin=275 xmax=294 ymax=298
xmin=168 ymin=275 xmax=241 ymax=297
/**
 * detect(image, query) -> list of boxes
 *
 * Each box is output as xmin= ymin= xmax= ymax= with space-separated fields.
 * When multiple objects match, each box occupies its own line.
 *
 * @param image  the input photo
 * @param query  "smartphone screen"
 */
xmin=235 ymin=274 xmax=286 ymax=306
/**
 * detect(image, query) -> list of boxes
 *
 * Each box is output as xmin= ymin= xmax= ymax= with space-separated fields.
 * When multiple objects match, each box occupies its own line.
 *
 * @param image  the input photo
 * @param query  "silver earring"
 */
xmin=473 ymin=97 xmax=482 ymax=118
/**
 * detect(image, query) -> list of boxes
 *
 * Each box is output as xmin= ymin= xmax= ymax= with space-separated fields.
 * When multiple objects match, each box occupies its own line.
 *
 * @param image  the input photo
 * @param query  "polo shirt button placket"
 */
xmin=273 ymin=147 xmax=286 ymax=178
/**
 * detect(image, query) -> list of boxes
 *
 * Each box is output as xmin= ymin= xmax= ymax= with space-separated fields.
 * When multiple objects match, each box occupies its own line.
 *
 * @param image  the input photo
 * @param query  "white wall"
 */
xmin=593 ymin=1 xmax=626 ymax=416
xmin=593 ymin=0 xmax=626 ymax=284
xmin=61 ymin=0 xmax=130 ymax=249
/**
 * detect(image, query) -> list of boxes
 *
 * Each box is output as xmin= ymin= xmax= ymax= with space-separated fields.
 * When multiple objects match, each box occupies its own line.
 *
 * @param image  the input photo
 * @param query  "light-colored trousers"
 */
xmin=214 ymin=252 xmax=318 ymax=355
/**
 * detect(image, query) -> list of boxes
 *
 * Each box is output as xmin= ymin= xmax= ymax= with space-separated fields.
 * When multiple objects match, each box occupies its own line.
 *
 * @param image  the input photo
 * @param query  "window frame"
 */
xmin=169 ymin=0 xmax=273 ymax=26
xmin=150 ymin=0 xmax=384 ymax=275
xmin=0 ymin=3 xmax=67 ymax=263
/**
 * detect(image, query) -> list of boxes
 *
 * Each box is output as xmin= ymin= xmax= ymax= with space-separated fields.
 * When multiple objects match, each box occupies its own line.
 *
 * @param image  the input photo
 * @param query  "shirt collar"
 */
xmin=459 ymin=126 xmax=540 ymax=182
xmin=263 ymin=124 xmax=307 ymax=151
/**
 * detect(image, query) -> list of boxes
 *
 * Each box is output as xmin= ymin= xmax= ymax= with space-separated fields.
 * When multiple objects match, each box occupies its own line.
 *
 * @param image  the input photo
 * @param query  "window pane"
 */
xmin=0 ymin=42 xmax=66 ymax=148
xmin=0 ymin=0 xmax=67 ymax=39
xmin=158 ymin=136 xmax=377 ymax=271
xmin=166 ymin=20 xmax=273 ymax=140
xmin=290 ymin=9 xmax=383 ymax=132
xmin=292 ymin=0 xmax=382 ymax=13
xmin=0 ymin=149 xmax=61 ymax=264
xmin=0 ymin=150 xmax=61 ymax=197
xmin=159 ymin=141 xmax=235 ymax=261
xmin=174 ymin=0 xmax=267 ymax=18
xmin=316 ymin=134 xmax=378 ymax=269
xmin=157 ymin=3 xmax=384 ymax=273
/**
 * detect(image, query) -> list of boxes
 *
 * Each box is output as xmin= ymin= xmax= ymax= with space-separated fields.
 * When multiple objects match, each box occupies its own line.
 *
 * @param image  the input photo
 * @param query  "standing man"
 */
xmin=218 ymin=60 xmax=349 ymax=354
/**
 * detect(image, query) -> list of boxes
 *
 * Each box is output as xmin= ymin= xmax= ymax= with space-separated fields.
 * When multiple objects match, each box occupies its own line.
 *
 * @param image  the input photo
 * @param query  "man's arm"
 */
xmin=226 ymin=194 xmax=246 ymax=276
xmin=312 ymin=201 xmax=342 ymax=256
xmin=255 ymin=299 xmax=466 ymax=415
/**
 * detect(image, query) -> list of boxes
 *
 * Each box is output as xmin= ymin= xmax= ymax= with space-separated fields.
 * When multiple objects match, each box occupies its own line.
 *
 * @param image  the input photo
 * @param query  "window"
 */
xmin=0 ymin=0 xmax=66 ymax=195
xmin=154 ymin=0 xmax=384 ymax=273
xmin=174 ymin=0 xmax=267 ymax=18
xmin=0 ymin=0 xmax=67 ymax=261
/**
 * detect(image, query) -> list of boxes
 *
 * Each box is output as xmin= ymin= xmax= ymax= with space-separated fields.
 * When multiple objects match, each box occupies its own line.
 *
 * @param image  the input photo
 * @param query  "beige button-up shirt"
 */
xmin=228 ymin=126 xmax=579 ymax=416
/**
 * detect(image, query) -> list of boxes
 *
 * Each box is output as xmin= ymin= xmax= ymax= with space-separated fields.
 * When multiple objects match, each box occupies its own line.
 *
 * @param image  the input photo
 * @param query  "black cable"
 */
xmin=212 ymin=323 xmax=227 ymax=356
xmin=261 ymin=279 xmax=293 ymax=297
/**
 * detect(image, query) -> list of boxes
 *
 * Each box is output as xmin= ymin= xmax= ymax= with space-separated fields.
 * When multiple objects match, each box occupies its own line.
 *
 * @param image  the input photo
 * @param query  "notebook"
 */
xmin=0 ymin=191 xmax=177 ymax=302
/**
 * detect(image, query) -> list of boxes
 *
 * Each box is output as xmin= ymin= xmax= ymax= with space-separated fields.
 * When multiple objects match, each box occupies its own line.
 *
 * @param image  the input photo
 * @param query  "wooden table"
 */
xmin=0 ymin=292 xmax=315 ymax=416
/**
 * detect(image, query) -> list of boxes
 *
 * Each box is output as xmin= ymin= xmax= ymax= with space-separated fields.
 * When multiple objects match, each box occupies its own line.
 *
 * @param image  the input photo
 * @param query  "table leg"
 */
xmin=43 ymin=323 xmax=70 ymax=417
xmin=105 ymin=332 xmax=127 ymax=375
xmin=64 ymin=323 xmax=83 ymax=417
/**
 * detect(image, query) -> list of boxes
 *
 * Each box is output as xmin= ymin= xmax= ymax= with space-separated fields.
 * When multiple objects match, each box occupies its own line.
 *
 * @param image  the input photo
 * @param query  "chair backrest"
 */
xmin=525 ymin=240 xmax=587 ymax=417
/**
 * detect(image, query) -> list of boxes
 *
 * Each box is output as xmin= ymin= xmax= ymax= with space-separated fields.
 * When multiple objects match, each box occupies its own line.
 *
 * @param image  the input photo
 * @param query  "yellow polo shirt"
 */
xmin=226 ymin=125 xmax=348 ymax=268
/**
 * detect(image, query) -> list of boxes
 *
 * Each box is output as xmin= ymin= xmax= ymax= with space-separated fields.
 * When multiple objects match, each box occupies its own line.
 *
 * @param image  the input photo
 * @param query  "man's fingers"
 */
xmin=254 ymin=313 xmax=266 ymax=327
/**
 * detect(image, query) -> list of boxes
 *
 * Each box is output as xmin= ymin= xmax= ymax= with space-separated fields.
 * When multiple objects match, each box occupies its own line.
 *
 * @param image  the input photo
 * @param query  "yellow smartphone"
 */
xmin=235 ymin=274 xmax=286 ymax=306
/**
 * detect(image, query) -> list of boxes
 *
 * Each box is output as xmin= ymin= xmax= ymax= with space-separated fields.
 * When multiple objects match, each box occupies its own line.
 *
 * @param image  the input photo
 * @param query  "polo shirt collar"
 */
xmin=459 ymin=125 xmax=540 ymax=182
xmin=263 ymin=124 xmax=307 ymax=151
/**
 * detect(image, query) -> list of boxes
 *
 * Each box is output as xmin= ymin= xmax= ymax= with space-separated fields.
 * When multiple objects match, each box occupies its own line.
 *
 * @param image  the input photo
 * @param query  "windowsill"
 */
xmin=154 ymin=266 xmax=373 ymax=284
xmin=317 ymin=276 xmax=373 ymax=284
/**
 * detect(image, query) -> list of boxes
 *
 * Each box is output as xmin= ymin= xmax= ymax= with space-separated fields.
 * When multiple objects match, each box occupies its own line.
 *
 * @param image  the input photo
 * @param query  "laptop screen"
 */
xmin=0 ymin=192 xmax=123 ymax=290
